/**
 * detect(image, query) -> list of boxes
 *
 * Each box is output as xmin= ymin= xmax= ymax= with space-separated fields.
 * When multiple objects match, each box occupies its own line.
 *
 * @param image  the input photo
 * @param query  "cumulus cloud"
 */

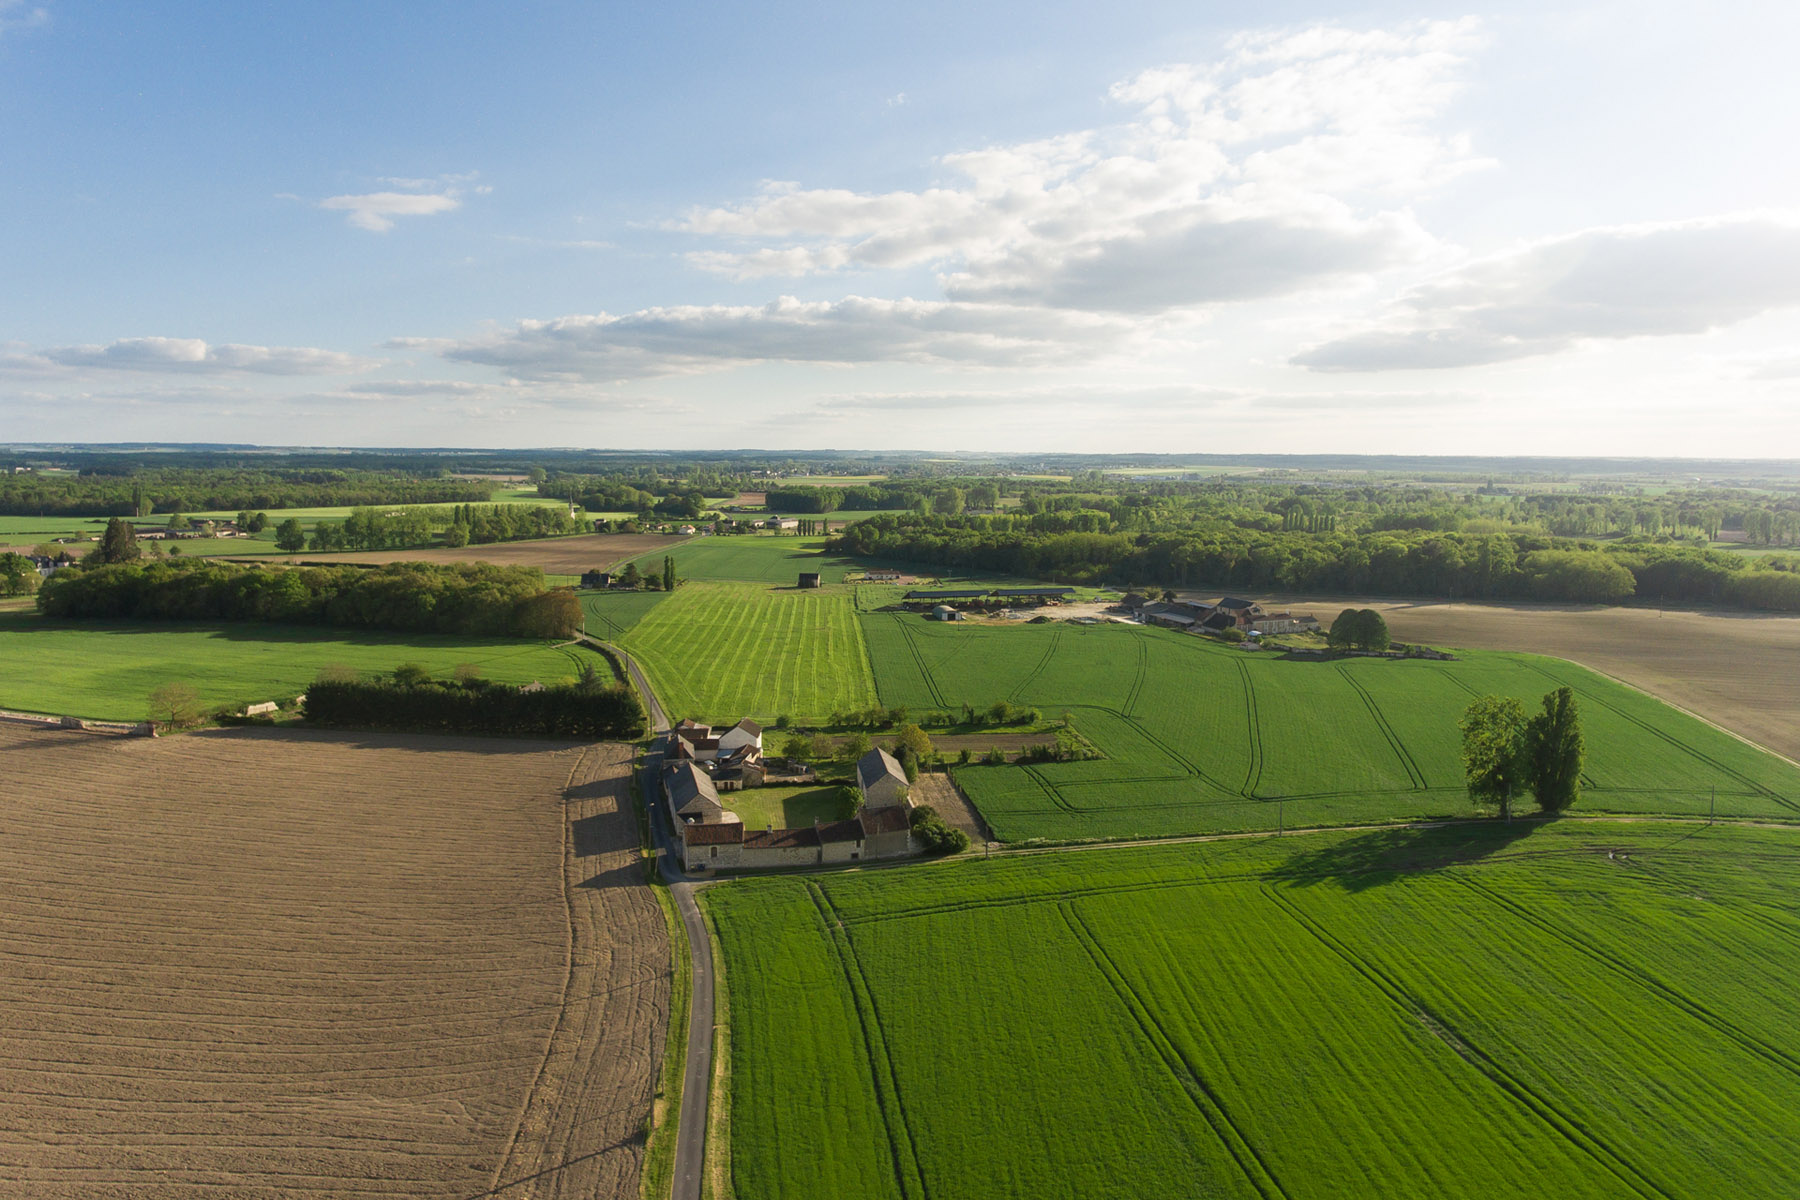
xmin=1295 ymin=215 xmax=1800 ymax=370
xmin=676 ymin=19 xmax=1483 ymax=312
xmin=0 ymin=336 xmax=375 ymax=376
xmin=402 ymin=295 xmax=1136 ymax=381
xmin=320 ymin=190 xmax=461 ymax=233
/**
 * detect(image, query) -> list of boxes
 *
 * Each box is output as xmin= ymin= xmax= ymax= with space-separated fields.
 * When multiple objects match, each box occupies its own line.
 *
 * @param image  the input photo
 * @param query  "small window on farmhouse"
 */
xmin=710 ymin=846 xmax=717 ymax=858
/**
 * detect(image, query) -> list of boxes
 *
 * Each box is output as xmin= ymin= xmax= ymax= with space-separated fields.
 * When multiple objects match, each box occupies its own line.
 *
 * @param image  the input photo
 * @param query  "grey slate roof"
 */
xmin=665 ymin=761 xmax=721 ymax=815
xmin=856 ymin=747 xmax=908 ymax=795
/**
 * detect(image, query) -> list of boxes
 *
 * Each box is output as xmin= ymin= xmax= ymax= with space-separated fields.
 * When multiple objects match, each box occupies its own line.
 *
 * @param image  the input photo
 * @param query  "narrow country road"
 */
xmin=581 ymin=630 xmax=711 ymax=1200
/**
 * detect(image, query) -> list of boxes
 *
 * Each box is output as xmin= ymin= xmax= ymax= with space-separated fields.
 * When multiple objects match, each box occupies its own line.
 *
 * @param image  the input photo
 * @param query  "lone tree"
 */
xmin=1330 ymin=608 xmax=1391 ymax=651
xmin=662 ymin=556 xmax=676 ymax=592
xmin=1460 ymin=695 xmax=1529 ymax=821
xmin=98 ymin=517 xmax=141 ymax=564
xmin=147 ymin=682 xmax=203 ymax=731
xmin=1525 ymin=686 xmax=1584 ymax=812
xmin=274 ymin=518 xmax=307 ymax=553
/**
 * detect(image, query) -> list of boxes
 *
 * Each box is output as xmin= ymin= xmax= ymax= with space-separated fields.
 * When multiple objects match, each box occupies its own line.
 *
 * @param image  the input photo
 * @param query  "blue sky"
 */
xmin=4 ymin=1 xmax=1798 ymax=453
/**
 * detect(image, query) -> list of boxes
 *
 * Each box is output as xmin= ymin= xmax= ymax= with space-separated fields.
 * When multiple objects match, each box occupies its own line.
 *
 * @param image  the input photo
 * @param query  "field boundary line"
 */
xmin=1522 ymin=660 xmax=1799 ymax=811
xmin=1260 ymin=884 xmax=1677 ymax=1200
xmin=804 ymin=883 xmax=929 ymax=1200
xmin=1335 ymin=666 xmax=1428 ymax=790
xmin=1454 ymin=873 xmax=1800 ymax=1084
xmin=1059 ymin=903 xmax=1290 ymax=1200
xmin=485 ymin=745 xmax=590 ymax=1200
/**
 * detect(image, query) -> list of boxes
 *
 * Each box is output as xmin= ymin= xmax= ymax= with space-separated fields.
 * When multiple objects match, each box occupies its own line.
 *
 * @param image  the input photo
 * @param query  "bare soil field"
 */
xmin=1261 ymin=595 xmax=1800 ymax=763
xmin=0 ymin=724 xmax=666 ymax=1200
xmin=909 ymin=771 xmax=993 ymax=842
xmin=258 ymin=533 xmax=688 ymax=574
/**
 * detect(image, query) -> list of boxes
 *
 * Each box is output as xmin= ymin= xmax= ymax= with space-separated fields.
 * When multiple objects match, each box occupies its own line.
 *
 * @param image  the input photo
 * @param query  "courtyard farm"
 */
xmin=667 ymin=741 xmax=917 ymax=870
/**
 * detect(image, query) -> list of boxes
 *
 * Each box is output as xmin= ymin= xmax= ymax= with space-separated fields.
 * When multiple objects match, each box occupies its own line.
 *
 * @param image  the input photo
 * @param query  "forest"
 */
xmin=0 ymin=467 xmax=496 ymax=516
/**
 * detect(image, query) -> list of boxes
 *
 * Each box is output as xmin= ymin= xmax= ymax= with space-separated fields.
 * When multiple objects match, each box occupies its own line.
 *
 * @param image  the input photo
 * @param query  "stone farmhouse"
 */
xmin=670 ymin=740 xmax=916 ymax=871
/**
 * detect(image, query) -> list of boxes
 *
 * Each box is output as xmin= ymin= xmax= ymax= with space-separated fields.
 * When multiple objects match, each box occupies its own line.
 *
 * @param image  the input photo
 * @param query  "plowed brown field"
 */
xmin=1265 ymin=595 xmax=1800 ymax=763
xmin=0 ymin=725 xmax=666 ymax=1200
xmin=257 ymin=533 xmax=688 ymax=574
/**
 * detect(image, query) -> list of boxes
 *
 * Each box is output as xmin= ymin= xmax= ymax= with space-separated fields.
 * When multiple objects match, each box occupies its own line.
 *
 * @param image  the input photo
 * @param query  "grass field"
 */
xmin=725 ymin=783 xmax=858 ymax=830
xmin=0 ymin=726 xmax=665 ymax=1199
xmin=579 ymin=588 xmax=670 ymax=639
xmin=706 ymin=820 xmax=1800 ymax=1200
xmin=860 ymin=615 xmax=1800 ymax=841
xmin=623 ymin=537 xmax=860 ymax=584
xmin=0 ymin=611 xmax=593 ymax=720
xmin=617 ymin=582 xmax=877 ymax=724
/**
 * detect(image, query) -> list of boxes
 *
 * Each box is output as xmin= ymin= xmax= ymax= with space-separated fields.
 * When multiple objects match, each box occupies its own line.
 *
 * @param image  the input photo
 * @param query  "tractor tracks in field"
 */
xmin=1336 ymin=666 xmax=1429 ymax=791
xmin=1235 ymin=660 xmax=1266 ymax=800
xmin=1259 ymin=885 xmax=1677 ymax=1200
xmin=1059 ymin=903 xmax=1291 ymax=1200
xmin=805 ymin=883 xmax=931 ymax=1200
xmin=1454 ymin=874 xmax=1800 ymax=1088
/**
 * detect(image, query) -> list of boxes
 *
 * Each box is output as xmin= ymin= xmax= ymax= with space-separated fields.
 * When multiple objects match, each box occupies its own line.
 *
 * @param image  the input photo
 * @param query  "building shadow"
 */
xmin=1267 ymin=818 xmax=1546 ymax=893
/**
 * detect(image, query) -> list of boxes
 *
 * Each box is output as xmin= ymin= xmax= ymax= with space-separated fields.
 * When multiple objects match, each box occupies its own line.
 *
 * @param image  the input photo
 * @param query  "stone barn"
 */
xmin=856 ymin=747 xmax=911 ymax=811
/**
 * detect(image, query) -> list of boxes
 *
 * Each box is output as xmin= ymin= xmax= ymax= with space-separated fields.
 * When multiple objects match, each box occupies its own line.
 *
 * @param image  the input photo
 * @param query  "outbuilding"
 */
xmin=798 ymin=572 xmax=821 ymax=589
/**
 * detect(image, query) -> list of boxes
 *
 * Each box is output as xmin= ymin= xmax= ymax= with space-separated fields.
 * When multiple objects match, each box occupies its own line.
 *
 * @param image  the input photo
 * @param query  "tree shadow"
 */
xmin=1267 ymin=819 xmax=1547 ymax=892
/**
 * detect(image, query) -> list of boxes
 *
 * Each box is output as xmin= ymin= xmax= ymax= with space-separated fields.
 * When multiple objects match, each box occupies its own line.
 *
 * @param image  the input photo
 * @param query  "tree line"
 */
xmin=1461 ymin=688 xmax=1584 ymax=820
xmin=829 ymin=514 xmax=1800 ymax=611
xmin=304 ymin=672 xmax=643 ymax=740
xmin=38 ymin=557 xmax=582 ymax=638
xmin=0 ymin=467 xmax=495 ymax=517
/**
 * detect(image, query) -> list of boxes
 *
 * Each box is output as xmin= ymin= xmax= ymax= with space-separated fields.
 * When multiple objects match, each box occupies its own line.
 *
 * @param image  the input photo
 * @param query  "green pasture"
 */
xmin=725 ymin=784 xmax=858 ymax=830
xmin=616 ymin=581 xmax=877 ymax=724
xmin=0 ymin=610 xmax=588 ymax=721
xmin=578 ymin=589 xmax=670 ymax=640
xmin=859 ymin=615 xmax=1800 ymax=841
xmin=0 ymin=514 xmax=109 ymax=547
xmin=623 ymin=537 xmax=859 ymax=585
xmin=706 ymin=821 xmax=1800 ymax=1200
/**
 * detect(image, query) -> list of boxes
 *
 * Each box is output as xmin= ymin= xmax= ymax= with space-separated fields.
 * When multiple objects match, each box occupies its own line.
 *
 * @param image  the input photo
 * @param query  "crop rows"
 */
xmin=707 ymin=823 xmax=1800 ymax=1200
xmin=860 ymin=616 xmax=1800 ymax=841
xmin=620 ymin=582 xmax=877 ymax=723
xmin=619 ymin=536 xmax=855 ymax=584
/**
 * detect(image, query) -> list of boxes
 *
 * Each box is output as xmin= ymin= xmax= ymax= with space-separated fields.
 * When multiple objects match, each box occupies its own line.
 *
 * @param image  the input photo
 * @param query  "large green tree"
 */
xmin=97 ymin=517 xmax=141 ymax=564
xmin=1525 ymin=686 xmax=1584 ymax=812
xmin=274 ymin=518 xmax=307 ymax=552
xmin=1460 ymin=695 xmax=1529 ymax=820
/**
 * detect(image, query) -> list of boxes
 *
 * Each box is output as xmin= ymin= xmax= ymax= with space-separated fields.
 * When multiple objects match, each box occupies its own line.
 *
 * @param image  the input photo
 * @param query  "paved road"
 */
xmin=589 ymin=633 xmax=710 ymax=1200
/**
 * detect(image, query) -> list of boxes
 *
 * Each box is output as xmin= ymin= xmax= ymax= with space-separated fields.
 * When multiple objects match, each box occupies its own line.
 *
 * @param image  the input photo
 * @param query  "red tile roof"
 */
xmin=685 ymin=823 xmax=744 ymax=846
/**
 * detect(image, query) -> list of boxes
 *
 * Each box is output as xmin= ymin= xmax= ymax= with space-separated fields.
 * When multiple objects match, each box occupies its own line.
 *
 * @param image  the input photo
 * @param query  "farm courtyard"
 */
xmin=0 ymin=723 xmax=666 ymax=1200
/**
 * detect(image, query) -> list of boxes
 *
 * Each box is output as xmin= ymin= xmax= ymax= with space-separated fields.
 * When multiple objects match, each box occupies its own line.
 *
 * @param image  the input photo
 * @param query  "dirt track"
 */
xmin=1263 ymin=595 xmax=1800 ymax=762
xmin=258 ymin=533 xmax=687 ymax=575
xmin=0 ymin=725 xmax=666 ymax=1200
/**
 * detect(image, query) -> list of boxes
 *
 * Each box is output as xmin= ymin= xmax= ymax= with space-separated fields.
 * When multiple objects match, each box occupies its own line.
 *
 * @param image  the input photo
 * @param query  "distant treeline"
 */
xmin=305 ymin=677 xmax=644 ymax=740
xmin=305 ymin=502 xmax=581 ymax=552
xmin=538 ymin=475 xmax=736 ymax=518
xmin=830 ymin=515 xmax=1800 ymax=611
xmin=0 ymin=468 xmax=495 ymax=517
xmin=764 ymin=482 xmax=1003 ymax=514
xmin=37 ymin=560 xmax=583 ymax=637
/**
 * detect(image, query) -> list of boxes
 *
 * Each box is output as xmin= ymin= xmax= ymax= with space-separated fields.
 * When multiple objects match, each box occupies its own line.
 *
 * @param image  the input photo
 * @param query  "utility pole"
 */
xmin=1710 ymin=784 xmax=1716 ymax=826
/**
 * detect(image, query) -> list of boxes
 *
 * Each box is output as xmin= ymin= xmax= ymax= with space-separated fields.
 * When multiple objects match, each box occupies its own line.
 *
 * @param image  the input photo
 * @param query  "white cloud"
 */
xmin=0 ymin=336 xmax=375 ymax=376
xmin=0 ymin=0 xmax=47 ymax=37
xmin=320 ymin=190 xmax=461 ymax=232
xmin=403 ymin=295 xmax=1137 ymax=381
xmin=1295 ymin=215 xmax=1800 ymax=371
xmin=676 ymin=19 xmax=1484 ymax=312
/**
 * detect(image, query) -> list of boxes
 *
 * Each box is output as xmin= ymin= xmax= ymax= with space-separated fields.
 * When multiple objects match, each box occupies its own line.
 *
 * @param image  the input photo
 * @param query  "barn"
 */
xmin=798 ymin=572 xmax=821 ymax=589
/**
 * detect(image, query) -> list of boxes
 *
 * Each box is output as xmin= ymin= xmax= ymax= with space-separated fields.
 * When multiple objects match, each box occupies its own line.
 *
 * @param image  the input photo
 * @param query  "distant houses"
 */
xmin=1133 ymin=595 xmax=1319 ymax=638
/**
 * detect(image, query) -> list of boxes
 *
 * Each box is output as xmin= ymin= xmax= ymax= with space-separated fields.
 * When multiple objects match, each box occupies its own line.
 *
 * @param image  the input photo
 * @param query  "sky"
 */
xmin=3 ymin=0 xmax=1799 ymax=455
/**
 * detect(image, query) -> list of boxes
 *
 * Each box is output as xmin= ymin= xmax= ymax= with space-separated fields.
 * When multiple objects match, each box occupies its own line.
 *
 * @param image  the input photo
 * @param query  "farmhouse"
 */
xmin=857 ymin=747 xmax=911 ymax=810
xmin=580 ymin=570 xmax=613 ymax=589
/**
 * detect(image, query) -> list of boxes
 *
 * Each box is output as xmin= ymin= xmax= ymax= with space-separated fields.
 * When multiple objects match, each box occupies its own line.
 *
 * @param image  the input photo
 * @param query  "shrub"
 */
xmin=909 ymin=804 xmax=970 ymax=854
